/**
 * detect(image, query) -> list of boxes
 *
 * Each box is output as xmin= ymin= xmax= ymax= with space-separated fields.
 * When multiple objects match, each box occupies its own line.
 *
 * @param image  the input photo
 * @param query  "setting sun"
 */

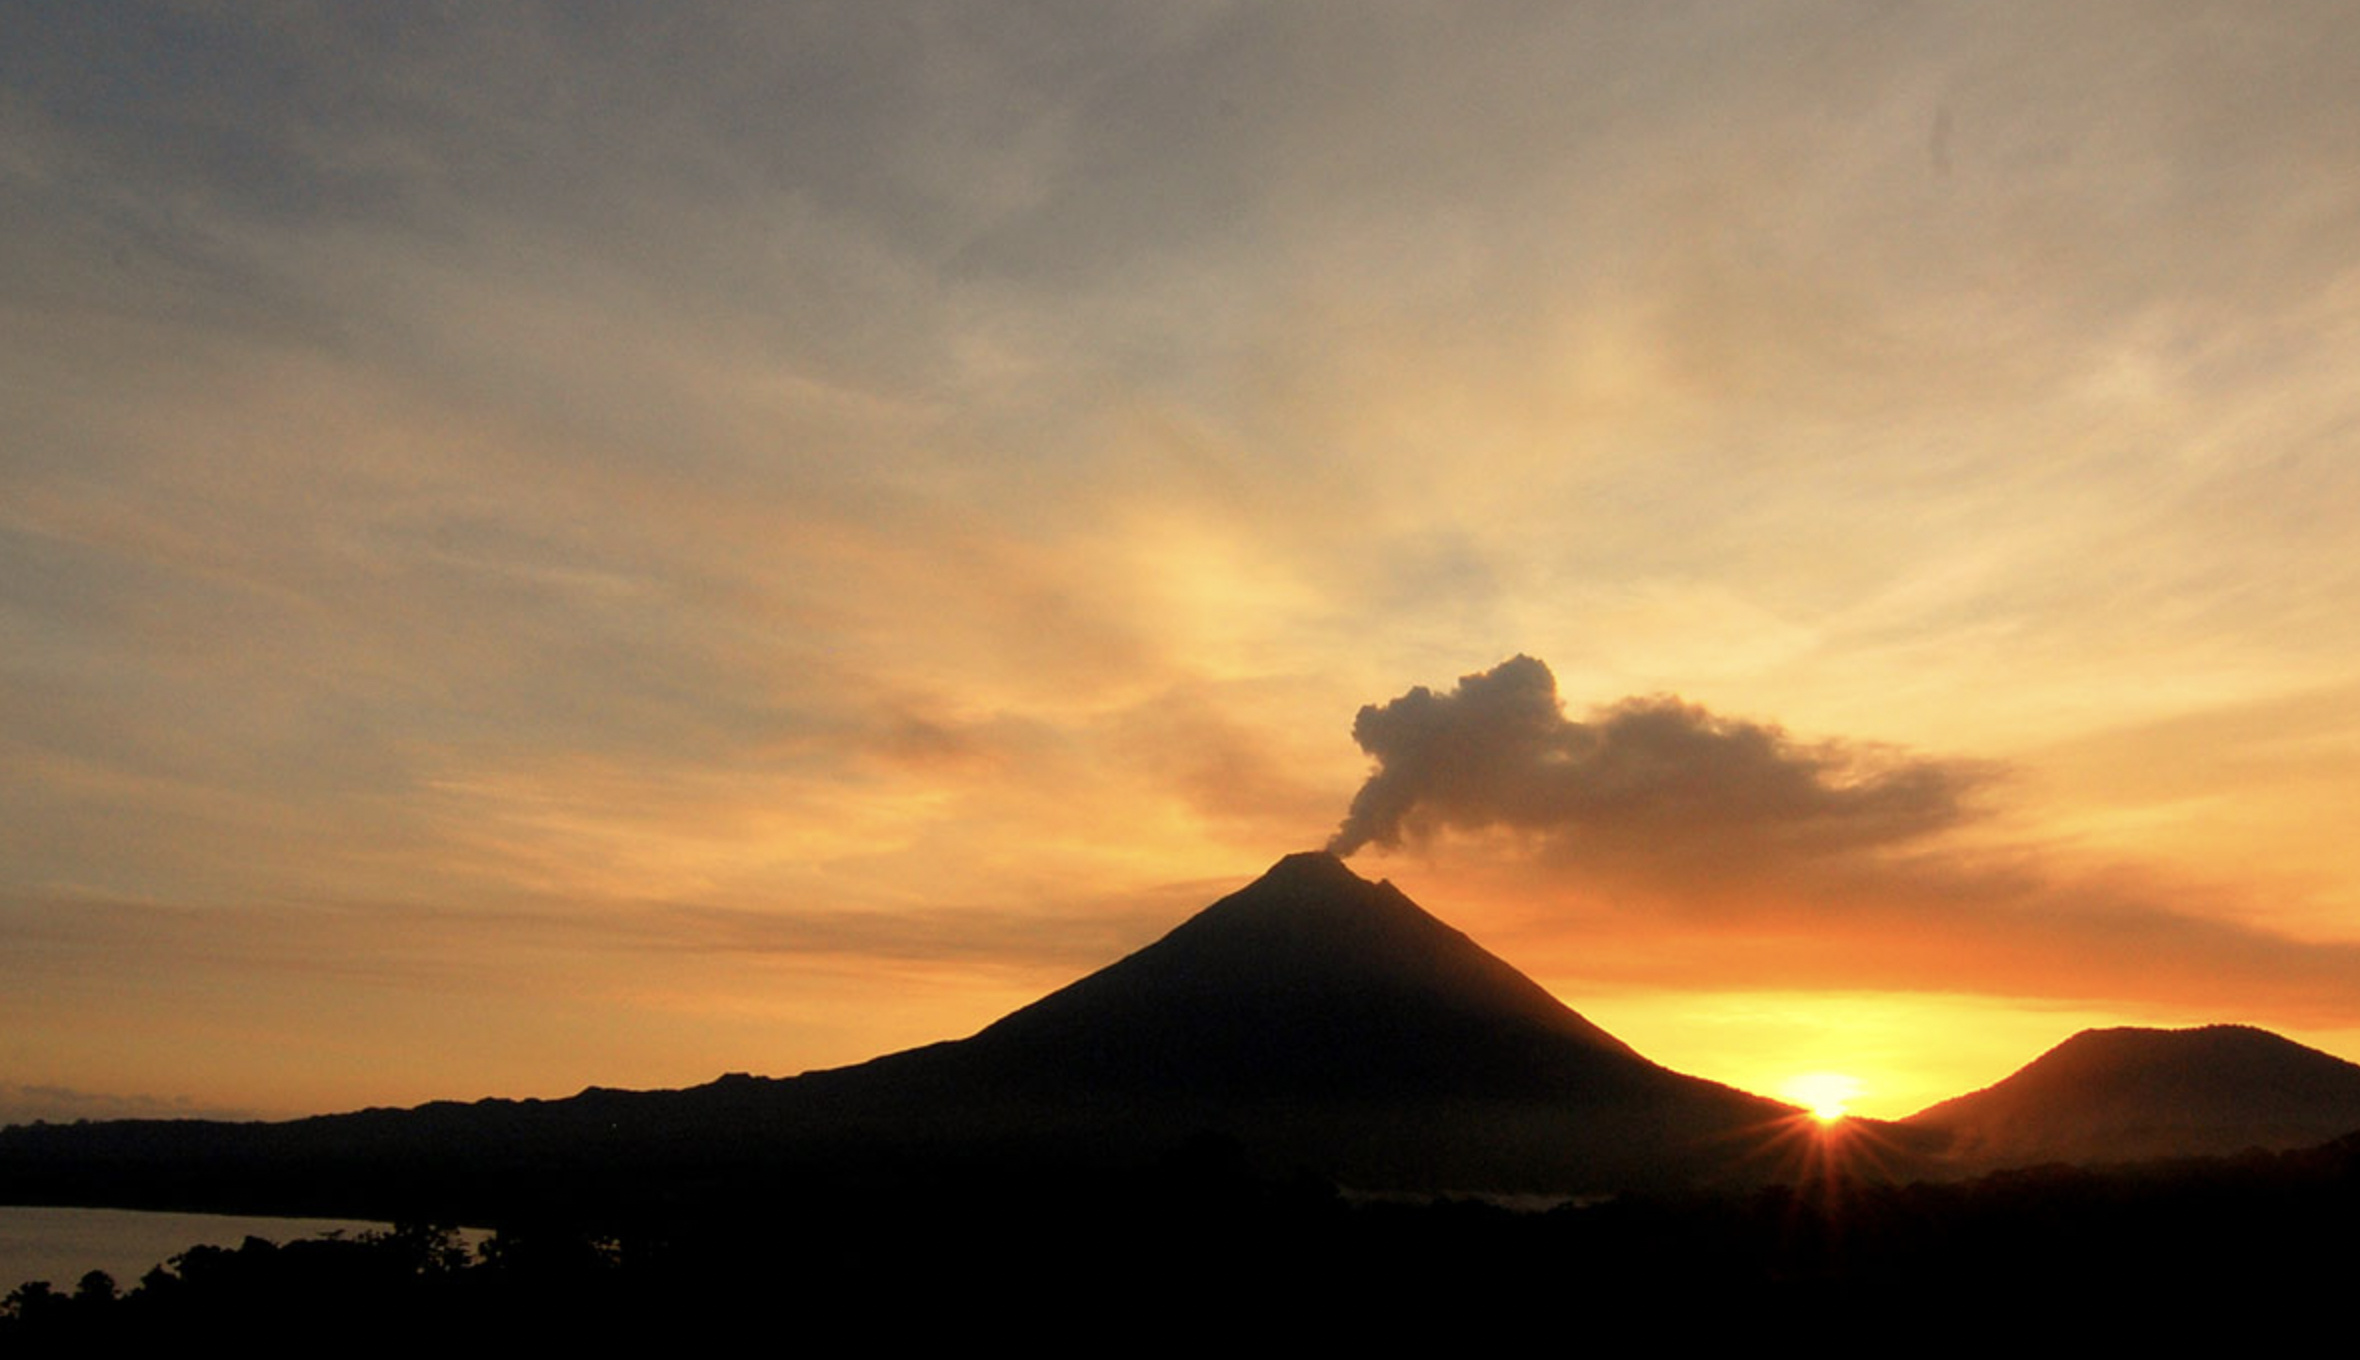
xmin=1783 ymin=1072 xmax=1864 ymax=1123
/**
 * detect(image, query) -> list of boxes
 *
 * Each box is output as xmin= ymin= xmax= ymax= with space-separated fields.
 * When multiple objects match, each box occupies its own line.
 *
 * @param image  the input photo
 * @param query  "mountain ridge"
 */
xmin=19 ymin=858 xmax=2360 ymax=1216
xmin=0 ymin=851 xmax=1809 ymax=1214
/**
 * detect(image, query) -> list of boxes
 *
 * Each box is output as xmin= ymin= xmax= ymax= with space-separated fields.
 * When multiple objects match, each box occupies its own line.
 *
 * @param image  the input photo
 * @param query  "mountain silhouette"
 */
xmin=0 ymin=852 xmax=1807 ymax=1217
xmin=763 ymin=850 xmax=1804 ymax=1189
xmin=855 ymin=849 xmax=1637 ymax=1096
xmin=1905 ymin=1023 xmax=2360 ymax=1169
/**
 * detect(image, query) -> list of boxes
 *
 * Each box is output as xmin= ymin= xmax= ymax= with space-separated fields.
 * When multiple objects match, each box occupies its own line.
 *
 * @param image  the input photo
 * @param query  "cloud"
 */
xmin=1333 ymin=657 xmax=2360 ymax=1027
xmin=1329 ymin=655 xmax=1984 ymax=863
xmin=0 ymin=1083 xmax=256 ymax=1127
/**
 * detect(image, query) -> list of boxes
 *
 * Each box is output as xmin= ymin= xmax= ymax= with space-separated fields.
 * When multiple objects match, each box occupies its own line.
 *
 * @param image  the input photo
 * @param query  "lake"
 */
xmin=0 ymin=1205 xmax=401 ymax=1295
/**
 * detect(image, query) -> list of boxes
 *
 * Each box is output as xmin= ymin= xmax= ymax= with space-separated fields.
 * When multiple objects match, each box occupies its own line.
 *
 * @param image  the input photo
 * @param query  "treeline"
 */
xmin=11 ymin=1129 xmax=2360 ymax=1343
xmin=1 ymin=1224 xmax=526 ymax=1344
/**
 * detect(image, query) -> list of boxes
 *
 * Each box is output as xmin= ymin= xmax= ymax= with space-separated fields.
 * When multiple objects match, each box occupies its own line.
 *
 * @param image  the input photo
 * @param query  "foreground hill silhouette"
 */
xmin=1907 ymin=1023 xmax=2360 ymax=1169
xmin=1 ymin=852 xmax=1808 ymax=1222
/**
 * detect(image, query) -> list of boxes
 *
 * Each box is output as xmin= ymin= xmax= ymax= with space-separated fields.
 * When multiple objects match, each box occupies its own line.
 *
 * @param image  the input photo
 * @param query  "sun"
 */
xmin=1782 ymin=1071 xmax=1863 ymax=1123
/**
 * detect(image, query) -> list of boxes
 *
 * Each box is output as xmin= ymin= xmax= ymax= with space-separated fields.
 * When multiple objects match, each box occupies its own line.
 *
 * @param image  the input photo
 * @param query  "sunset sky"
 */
xmin=8 ymin=3 xmax=2360 ymax=1125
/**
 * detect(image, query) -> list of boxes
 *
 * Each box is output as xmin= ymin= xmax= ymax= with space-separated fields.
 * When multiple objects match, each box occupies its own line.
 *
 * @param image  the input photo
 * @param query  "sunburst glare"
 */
xmin=1783 ymin=1072 xmax=1864 ymax=1123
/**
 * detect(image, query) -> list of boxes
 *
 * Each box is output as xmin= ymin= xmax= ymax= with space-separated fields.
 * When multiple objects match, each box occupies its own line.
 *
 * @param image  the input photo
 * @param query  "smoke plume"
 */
xmin=1328 ymin=655 xmax=1980 ymax=861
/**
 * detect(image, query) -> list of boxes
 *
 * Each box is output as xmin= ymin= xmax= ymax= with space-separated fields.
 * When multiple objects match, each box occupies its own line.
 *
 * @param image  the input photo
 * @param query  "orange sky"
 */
xmin=7 ymin=4 xmax=2360 ymax=1124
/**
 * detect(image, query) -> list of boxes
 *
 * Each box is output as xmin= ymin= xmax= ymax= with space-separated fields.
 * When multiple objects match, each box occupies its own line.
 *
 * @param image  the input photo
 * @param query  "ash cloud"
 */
xmin=1323 ymin=658 xmax=2360 ymax=1023
xmin=1328 ymin=655 xmax=1982 ymax=862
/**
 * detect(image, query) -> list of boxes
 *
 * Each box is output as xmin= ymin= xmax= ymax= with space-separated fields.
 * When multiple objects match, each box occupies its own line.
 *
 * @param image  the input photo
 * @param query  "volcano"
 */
xmin=1905 ymin=1024 xmax=2360 ymax=1169
xmin=861 ymin=849 xmax=1647 ymax=1098
xmin=774 ymin=850 xmax=1804 ymax=1189
xmin=0 ymin=852 xmax=1807 ymax=1216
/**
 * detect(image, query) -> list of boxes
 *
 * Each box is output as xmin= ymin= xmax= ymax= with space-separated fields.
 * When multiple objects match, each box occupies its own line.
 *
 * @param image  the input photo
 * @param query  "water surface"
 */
xmin=0 ymin=1205 xmax=393 ymax=1294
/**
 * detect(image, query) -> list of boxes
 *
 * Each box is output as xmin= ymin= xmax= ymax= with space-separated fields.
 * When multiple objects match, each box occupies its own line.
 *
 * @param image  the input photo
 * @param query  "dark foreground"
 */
xmin=10 ymin=1128 xmax=2360 ymax=1345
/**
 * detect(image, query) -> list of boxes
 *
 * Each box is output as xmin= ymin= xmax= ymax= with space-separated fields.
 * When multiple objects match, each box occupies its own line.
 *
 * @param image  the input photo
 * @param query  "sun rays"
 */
xmin=1782 ymin=1072 xmax=1865 ymax=1124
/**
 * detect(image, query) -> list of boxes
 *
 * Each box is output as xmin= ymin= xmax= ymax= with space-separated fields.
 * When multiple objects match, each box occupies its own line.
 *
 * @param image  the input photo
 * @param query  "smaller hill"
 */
xmin=1905 ymin=1024 xmax=2360 ymax=1169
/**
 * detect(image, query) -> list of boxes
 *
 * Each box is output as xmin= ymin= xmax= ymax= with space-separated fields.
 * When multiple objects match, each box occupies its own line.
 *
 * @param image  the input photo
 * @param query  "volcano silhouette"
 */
xmin=0 ymin=852 xmax=1806 ymax=1214
xmin=867 ymin=850 xmax=1638 ymax=1095
xmin=754 ymin=851 xmax=1801 ymax=1190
